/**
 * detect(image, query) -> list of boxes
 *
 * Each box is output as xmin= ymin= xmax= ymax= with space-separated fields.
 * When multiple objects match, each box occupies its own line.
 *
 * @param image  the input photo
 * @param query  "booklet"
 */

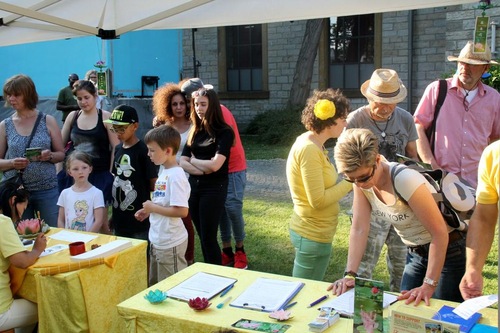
xmin=432 ymin=305 xmax=482 ymax=333
xmin=166 ymin=272 xmax=237 ymax=301
xmin=353 ymin=278 xmax=384 ymax=333
xmin=322 ymin=288 xmax=398 ymax=317
xmin=230 ymin=277 xmax=304 ymax=312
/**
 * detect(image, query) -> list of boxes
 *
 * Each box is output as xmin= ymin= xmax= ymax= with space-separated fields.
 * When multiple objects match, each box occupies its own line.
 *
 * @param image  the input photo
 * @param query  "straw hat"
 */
xmin=447 ymin=41 xmax=499 ymax=65
xmin=360 ymin=69 xmax=407 ymax=104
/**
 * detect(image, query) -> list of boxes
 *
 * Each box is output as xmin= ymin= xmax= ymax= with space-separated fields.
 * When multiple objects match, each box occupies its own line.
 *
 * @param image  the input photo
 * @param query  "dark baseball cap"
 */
xmin=104 ymin=105 xmax=139 ymax=125
xmin=69 ymin=73 xmax=79 ymax=81
xmin=180 ymin=78 xmax=213 ymax=96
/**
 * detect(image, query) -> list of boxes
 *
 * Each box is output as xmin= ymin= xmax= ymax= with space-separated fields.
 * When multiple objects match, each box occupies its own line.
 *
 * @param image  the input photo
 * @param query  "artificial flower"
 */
xmin=16 ymin=218 xmax=42 ymax=235
xmin=314 ymin=99 xmax=336 ymax=120
xmin=188 ymin=297 xmax=211 ymax=310
xmin=269 ymin=309 xmax=293 ymax=321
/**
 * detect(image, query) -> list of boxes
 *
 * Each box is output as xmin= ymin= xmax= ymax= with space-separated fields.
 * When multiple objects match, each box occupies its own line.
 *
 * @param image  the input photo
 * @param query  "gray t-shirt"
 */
xmin=347 ymin=106 xmax=418 ymax=162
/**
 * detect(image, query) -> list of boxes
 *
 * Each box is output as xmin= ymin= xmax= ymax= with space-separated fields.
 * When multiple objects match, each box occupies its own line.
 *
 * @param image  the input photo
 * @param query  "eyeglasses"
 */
xmin=344 ymin=166 xmax=376 ymax=184
xmin=191 ymin=88 xmax=211 ymax=98
xmin=110 ymin=125 xmax=130 ymax=134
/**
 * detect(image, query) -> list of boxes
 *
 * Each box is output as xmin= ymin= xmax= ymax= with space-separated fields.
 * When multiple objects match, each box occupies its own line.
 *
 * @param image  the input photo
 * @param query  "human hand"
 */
xmin=33 ymin=233 xmax=48 ymax=253
xmin=142 ymin=200 xmax=156 ymax=215
xmin=327 ymin=277 xmax=355 ymax=296
xmin=40 ymin=149 xmax=52 ymax=162
xmin=134 ymin=208 xmax=149 ymax=222
xmin=11 ymin=157 xmax=29 ymax=170
xmin=459 ymin=271 xmax=483 ymax=300
xmin=398 ymin=284 xmax=434 ymax=306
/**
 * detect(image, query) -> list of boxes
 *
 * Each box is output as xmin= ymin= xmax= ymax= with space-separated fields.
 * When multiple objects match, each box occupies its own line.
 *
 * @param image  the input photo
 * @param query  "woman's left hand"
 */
xmin=40 ymin=149 xmax=52 ymax=162
xmin=398 ymin=284 xmax=435 ymax=306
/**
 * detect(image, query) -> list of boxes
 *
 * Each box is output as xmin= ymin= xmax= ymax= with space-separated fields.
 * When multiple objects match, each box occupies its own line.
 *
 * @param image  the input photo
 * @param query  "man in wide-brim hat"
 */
xmin=414 ymin=41 xmax=500 ymax=188
xmin=347 ymin=68 xmax=418 ymax=292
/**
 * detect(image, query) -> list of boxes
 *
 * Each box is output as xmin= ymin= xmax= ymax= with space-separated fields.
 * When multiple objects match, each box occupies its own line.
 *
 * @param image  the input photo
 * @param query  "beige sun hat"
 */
xmin=447 ymin=41 xmax=499 ymax=65
xmin=360 ymin=69 xmax=407 ymax=104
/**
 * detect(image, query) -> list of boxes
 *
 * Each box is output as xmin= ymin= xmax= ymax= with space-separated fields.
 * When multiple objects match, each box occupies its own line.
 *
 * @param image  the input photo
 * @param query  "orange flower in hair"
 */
xmin=314 ymin=99 xmax=336 ymax=120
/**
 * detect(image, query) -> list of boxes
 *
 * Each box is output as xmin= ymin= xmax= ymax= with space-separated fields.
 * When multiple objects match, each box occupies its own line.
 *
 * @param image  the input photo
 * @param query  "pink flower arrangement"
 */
xmin=16 ymin=218 xmax=42 ymax=236
xmin=188 ymin=297 xmax=211 ymax=311
xmin=269 ymin=309 xmax=293 ymax=321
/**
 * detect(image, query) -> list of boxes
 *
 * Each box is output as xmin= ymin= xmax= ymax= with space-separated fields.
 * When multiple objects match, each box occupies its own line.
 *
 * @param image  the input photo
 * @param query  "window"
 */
xmin=218 ymin=25 xmax=268 ymax=99
xmin=328 ymin=14 xmax=379 ymax=96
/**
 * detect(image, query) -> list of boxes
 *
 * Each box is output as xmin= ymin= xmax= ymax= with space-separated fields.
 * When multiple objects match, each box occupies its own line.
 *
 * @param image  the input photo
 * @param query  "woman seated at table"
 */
xmin=0 ymin=182 xmax=47 ymax=332
xmin=328 ymin=128 xmax=465 ymax=305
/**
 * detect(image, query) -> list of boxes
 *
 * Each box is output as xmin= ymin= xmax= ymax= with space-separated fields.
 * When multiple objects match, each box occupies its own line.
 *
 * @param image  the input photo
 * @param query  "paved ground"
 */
xmin=245 ymin=159 xmax=353 ymax=206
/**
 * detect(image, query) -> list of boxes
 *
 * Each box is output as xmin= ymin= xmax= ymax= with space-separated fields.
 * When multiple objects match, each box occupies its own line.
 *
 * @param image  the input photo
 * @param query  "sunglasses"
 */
xmin=110 ymin=125 xmax=130 ymax=134
xmin=191 ymin=88 xmax=211 ymax=98
xmin=344 ymin=166 xmax=376 ymax=184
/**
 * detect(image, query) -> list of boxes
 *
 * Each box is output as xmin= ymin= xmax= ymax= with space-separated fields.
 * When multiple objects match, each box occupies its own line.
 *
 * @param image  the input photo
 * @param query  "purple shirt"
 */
xmin=414 ymin=76 xmax=500 ymax=188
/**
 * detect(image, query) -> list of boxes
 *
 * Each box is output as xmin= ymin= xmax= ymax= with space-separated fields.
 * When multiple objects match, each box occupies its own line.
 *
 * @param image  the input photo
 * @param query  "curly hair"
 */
xmin=301 ymin=88 xmax=350 ymax=133
xmin=152 ymin=83 xmax=188 ymax=124
xmin=334 ymin=128 xmax=379 ymax=174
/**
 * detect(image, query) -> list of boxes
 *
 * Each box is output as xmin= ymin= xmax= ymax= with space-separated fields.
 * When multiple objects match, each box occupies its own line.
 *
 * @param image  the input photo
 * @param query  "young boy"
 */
xmin=135 ymin=125 xmax=190 ymax=285
xmin=104 ymin=105 xmax=157 ymax=240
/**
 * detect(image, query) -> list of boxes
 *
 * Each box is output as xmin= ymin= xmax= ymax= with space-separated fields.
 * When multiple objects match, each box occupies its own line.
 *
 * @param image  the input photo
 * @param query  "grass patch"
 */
xmin=241 ymin=135 xmax=290 ymax=160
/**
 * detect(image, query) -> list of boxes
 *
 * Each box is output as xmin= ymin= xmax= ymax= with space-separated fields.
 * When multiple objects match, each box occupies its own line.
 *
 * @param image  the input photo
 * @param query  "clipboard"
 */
xmin=166 ymin=272 xmax=237 ymax=302
xmin=230 ymin=277 xmax=304 ymax=312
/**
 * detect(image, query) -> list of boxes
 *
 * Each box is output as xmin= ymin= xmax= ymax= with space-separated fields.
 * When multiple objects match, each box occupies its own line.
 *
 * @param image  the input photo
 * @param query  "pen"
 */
xmin=283 ymin=301 xmax=297 ymax=310
xmin=220 ymin=284 xmax=234 ymax=297
xmin=217 ymin=296 xmax=232 ymax=309
xmin=307 ymin=295 xmax=329 ymax=308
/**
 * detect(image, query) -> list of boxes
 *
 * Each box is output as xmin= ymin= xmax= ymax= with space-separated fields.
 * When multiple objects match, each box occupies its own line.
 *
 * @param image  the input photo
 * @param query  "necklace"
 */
xmin=368 ymin=109 xmax=391 ymax=139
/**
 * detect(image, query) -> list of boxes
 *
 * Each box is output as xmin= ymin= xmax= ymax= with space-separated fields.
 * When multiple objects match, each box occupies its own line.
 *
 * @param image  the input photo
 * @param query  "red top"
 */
xmin=221 ymin=105 xmax=246 ymax=173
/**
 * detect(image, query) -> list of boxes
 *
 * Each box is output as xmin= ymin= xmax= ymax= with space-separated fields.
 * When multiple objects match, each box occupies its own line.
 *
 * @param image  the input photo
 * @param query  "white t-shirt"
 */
xmin=361 ymin=163 xmax=441 ymax=246
xmin=149 ymin=166 xmax=190 ymax=249
xmin=57 ymin=186 xmax=105 ymax=231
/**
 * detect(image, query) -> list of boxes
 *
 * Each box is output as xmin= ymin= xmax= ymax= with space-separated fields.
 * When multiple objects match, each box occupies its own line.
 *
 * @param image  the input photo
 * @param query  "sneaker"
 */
xmin=234 ymin=251 xmax=248 ymax=269
xmin=221 ymin=252 xmax=234 ymax=266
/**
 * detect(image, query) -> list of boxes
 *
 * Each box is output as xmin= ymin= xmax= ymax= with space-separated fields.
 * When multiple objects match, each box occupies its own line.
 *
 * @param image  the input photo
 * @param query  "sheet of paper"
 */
xmin=230 ymin=277 xmax=304 ymax=312
xmin=40 ymin=244 xmax=68 ymax=257
xmin=453 ymin=294 xmax=498 ymax=320
xmin=322 ymin=289 xmax=398 ymax=316
xmin=48 ymin=230 xmax=98 ymax=243
xmin=70 ymin=240 xmax=132 ymax=261
xmin=167 ymin=272 xmax=237 ymax=301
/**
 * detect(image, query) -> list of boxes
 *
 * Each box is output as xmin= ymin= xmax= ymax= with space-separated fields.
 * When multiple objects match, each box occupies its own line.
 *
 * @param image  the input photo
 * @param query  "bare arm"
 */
xmin=42 ymin=115 xmax=65 ymax=163
xmin=89 ymin=207 xmax=106 ymax=233
xmin=56 ymin=101 xmax=79 ymax=113
xmin=57 ymin=206 xmax=65 ymax=229
xmin=398 ymin=184 xmax=448 ymax=306
xmin=141 ymin=200 xmax=188 ymax=218
xmin=327 ymin=185 xmax=372 ymax=295
xmin=102 ymin=111 xmax=119 ymax=172
xmin=61 ymin=110 xmax=78 ymax=144
xmin=405 ymin=140 xmax=419 ymax=160
xmin=460 ymin=203 xmax=498 ymax=299
xmin=190 ymin=154 xmax=227 ymax=174
xmin=179 ymin=156 xmax=204 ymax=176
xmin=8 ymin=233 xmax=47 ymax=269
xmin=415 ymin=123 xmax=439 ymax=169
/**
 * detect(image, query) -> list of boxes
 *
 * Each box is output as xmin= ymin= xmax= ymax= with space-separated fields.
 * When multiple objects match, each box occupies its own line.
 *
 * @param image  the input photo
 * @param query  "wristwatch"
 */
xmin=423 ymin=277 xmax=438 ymax=287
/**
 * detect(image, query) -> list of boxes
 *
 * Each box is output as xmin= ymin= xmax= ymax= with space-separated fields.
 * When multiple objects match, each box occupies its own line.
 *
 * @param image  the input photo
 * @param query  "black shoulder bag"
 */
xmin=1 ymin=112 xmax=43 ymax=188
xmin=425 ymin=79 xmax=447 ymax=154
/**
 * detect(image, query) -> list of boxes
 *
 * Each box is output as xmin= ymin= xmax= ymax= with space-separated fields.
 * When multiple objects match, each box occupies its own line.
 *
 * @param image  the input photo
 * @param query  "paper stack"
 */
xmin=308 ymin=307 xmax=340 ymax=332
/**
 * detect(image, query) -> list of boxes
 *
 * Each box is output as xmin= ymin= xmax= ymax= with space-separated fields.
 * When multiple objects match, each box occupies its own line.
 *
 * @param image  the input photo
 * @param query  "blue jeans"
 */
xmin=401 ymin=236 xmax=466 ymax=302
xmin=220 ymin=170 xmax=247 ymax=243
xmin=22 ymin=187 xmax=59 ymax=227
xmin=289 ymin=229 xmax=332 ymax=281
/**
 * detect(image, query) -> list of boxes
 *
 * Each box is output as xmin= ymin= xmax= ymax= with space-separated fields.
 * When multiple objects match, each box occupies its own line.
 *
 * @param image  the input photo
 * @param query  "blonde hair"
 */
xmin=334 ymin=128 xmax=379 ymax=174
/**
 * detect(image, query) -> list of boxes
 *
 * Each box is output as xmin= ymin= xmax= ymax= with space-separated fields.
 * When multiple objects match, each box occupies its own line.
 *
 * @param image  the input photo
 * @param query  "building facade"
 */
xmin=181 ymin=4 xmax=500 ymax=130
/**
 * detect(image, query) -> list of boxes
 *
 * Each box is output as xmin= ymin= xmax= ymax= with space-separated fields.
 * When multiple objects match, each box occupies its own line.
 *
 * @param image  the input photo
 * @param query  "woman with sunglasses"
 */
xmin=328 ymin=128 xmax=465 ymax=305
xmin=0 ymin=182 xmax=47 ymax=332
xmin=179 ymin=88 xmax=234 ymax=265
xmin=286 ymin=89 xmax=352 ymax=281
xmin=59 ymin=80 xmax=119 ymax=231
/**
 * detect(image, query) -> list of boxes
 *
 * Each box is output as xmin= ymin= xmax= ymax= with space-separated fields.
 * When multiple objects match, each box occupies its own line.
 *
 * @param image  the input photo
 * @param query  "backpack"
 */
xmin=390 ymin=162 xmax=475 ymax=231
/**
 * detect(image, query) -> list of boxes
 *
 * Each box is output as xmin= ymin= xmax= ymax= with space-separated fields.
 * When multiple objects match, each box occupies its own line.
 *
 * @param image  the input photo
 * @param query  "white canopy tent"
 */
xmin=0 ymin=0 xmax=476 ymax=46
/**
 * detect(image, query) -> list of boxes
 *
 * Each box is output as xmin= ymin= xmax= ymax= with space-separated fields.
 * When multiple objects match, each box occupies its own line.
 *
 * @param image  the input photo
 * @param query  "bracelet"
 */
xmin=423 ymin=277 xmax=438 ymax=287
xmin=344 ymin=270 xmax=358 ymax=279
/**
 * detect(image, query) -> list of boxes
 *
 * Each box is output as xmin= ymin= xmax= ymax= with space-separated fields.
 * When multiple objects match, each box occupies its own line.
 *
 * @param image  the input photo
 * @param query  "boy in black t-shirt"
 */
xmin=104 ymin=105 xmax=157 ymax=240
